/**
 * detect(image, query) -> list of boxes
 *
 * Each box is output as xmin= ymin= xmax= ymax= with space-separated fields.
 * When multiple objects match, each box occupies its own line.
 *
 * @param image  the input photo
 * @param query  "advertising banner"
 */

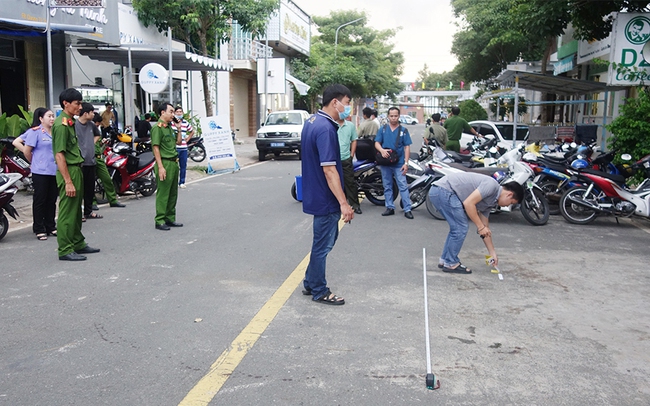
xmin=200 ymin=116 xmax=238 ymax=173
xmin=577 ymin=34 xmax=611 ymax=64
xmin=608 ymin=12 xmax=650 ymax=86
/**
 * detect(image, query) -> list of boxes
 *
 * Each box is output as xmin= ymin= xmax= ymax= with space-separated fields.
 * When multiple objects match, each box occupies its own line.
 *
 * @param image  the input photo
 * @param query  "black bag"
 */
xmin=375 ymin=125 xmax=402 ymax=165
xmin=355 ymin=138 xmax=376 ymax=161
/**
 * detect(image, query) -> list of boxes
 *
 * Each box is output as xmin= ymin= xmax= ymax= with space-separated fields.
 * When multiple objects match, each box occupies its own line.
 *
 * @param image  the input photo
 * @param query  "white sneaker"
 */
xmin=180 ymin=184 xmax=186 ymax=189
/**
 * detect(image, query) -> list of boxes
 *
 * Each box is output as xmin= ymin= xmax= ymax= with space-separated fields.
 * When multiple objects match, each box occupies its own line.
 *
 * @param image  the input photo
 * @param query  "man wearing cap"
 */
xmin=151 ymin=102 xmax=183 ymax=230
xmin=52 ymin=88 xmax=100 ymax=261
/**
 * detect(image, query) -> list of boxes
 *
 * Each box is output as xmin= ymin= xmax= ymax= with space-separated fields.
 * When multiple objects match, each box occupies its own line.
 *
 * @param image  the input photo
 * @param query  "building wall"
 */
xmin=231 ymin=76 xmax=249 ymax=137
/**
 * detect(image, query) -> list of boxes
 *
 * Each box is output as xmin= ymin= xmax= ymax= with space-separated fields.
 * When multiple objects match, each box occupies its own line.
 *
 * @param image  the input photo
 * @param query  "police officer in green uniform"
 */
xmin=151 ymin=102 xmax=183 ymax=230
xmin=52 ymin=88 xmax=100 ymax=260
xmin=91 ymin=113 xmax=125 ymax=208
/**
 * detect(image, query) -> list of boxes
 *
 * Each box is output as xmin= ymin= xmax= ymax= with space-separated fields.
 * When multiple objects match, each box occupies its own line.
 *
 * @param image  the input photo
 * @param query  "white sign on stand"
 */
xmin=200 ymin=116 xmax=239 ymax=174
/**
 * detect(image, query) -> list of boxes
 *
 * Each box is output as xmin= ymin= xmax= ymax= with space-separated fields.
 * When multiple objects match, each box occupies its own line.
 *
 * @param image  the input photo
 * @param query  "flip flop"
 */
xmin=86 ymin=212 xmax=103 ymax=219
xmin=48 ymin=230 xmax=57 ymax=236
xmin=36 ymin=233 xmax=48 ymax=241
xmin=313 ymin=290 xmax=345 ymax=305
xmin=442 ymin=264 xmax=472 ymax=274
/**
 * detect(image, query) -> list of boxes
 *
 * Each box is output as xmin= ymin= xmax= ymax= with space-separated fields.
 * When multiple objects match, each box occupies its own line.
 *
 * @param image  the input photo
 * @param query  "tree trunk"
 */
xmin=539 ymin=35 xmax=556 ymax=125
xmin=199 ymin=31 xmax=214 ymax=117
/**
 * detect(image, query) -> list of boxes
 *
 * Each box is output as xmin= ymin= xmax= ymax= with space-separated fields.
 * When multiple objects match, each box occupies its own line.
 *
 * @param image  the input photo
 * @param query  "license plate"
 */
xmin=270 ymin=142 xmax=285 ymax=147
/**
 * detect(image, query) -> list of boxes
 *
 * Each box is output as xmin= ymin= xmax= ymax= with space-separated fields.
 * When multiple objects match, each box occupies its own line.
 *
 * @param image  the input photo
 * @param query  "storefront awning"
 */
xmin=497 ymin=70 xmax=625 ymax=95
xmin=286 ymin=73 xmax=310 ymax=96
xmin=76 ymin=47 xmax=233 ymax=72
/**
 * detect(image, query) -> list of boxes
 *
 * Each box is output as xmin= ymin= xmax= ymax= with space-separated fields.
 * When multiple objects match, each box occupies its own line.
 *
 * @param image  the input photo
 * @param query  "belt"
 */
xmin=67 ymin=163 xmax=82 ymax=167
xmin=162 ymin=157 xmax=179 ymax=162
xmin=96 ymin=155 xmax=102 ymax=159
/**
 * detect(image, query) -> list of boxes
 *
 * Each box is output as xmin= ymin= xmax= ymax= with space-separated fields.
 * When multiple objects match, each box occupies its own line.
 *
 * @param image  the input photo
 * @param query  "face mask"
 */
xmin=337 ymin=102 xmax=352 ymax=120
xmin=175 ymin=115 xmax=183 ymax=120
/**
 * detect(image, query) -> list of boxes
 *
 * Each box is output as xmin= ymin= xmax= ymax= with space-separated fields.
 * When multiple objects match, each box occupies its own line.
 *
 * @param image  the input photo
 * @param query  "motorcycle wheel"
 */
xmin=291 ymin=182 xmax=298 ymax=201
xmin=94 ymin=178 xmax=108 ymax=204
xmin=537 ymin=178 xmax=561 ymax=215
xmin=360 ymin=172 xmax=398 ymax=206
xmin=425 ymin=190 xmax=445 ymax=220
xmin=400 ymin=184 xmax=430 ymax=210
xmin=140 ymin=173 xmax=157 ymax=197
xmin=0 ymin=213 xmax=8 ymax=241
xmin=189 ymin=145 xmax=206 ymax=162
xmin=559 ymin=186 xmax=598 ymax=225
xmin=520 ymin=187 xmax=550 ymax=226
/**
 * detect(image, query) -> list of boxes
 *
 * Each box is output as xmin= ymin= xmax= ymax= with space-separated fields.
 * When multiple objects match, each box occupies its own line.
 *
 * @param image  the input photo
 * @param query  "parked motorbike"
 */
xmin=559 ymin=153 xmax=650 ymax=224
xmin=425 ymin=142 xmax=550 ymax=226
xmin=187 ymin=136 xmax=206 ymax=162
xmin=0 ymin=172 xmax=21 ymax=241
xmin=98 ymin=142 xmax=157 ymax=198
xmin=291 ymin=159 xmax=398 ymax=206
xmin=0 ymin=138 xmax=33 ymax=192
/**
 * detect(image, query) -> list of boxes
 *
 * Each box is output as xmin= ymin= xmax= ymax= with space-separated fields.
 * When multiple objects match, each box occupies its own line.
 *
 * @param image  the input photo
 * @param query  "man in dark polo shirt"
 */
xmin=52 ymin=88 xmax=100 ymax=261
xmin=301 ymin=84 xmax=354 ymax=306
xmin=151 ymin=102 xmax=183 ymax=230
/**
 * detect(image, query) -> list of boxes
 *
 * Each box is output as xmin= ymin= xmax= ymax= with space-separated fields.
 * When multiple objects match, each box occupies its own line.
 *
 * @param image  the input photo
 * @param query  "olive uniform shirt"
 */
xmin=52 ymin=112 xmax=84 ymax=165
xmin=150 ymin=120 xmax=178 ymax=159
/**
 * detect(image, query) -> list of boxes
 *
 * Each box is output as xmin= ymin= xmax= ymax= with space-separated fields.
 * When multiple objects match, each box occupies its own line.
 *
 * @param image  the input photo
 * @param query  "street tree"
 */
xmin=132 ymin=0 xmax=277 ymax=116
xmin=458 ymin=99 xmax=488 ymax=121
xmin=291 ymin=10 xmax=404 ymax=111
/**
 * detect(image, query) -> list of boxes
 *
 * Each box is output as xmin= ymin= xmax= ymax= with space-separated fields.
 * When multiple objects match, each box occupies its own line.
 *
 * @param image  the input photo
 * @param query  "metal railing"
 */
xmin=228 ymin=38 xmax=272 ymax=61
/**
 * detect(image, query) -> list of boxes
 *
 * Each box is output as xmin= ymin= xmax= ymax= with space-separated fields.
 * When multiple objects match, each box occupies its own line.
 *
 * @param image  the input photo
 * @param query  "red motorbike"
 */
xmin=0 ymin=172 xmax=21 ymax=241
xmin=0 ymin=138 xmax=33 ymax=192
xmin=100 ymin=142 xmax=157 ymax=198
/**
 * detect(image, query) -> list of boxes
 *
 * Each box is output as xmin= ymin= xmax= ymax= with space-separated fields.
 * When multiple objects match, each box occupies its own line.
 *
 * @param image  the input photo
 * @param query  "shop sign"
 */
xmin=554 ymin=55 xmax=574 ymax=76
xmin=11 ymin=0 xmax=119 ymax=44
xmin=139 ymin=63 xmax=168 ymax=94
xmin=608 ymin=13 xmax=650 ymax=85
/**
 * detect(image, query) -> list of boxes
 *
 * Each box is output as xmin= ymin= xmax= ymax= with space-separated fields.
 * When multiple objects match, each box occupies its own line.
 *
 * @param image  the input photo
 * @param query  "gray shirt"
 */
xmin=75 ymin=120 xmax=100 ymax=166
xmin=434 ymin=172 xmax=501 ymax=217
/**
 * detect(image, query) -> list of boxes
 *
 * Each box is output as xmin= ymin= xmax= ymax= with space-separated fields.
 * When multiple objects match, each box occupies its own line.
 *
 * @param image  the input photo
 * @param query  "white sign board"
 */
xmin=200 ymin=116 xmax=237 ymax=170
xmin=608 ymin=12 xmax=650 ymax=85
xmin=139 ymin=63 xmax=168 ymax=94
xmin=257 ymin=58 xmax=286 ymax=94
xmin=280 ymin=1 xmax=310 ymax=56
xmin=577 ymin=34 xmax=612 ymax=64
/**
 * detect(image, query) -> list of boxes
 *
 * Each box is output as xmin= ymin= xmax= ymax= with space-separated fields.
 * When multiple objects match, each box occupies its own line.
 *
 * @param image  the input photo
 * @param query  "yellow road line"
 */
xmin=179 ymin=219 xmax=346 ymax=405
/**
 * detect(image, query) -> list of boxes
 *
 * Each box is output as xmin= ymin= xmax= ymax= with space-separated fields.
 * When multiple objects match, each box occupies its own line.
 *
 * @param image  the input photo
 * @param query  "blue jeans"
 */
xmin=428 ymin=186 xmax=468 ymax=267
xmin=380 ymin=165 xmax=411 ymax=212
xmin=304 ymin=212 xmax=340 ymax=299
xmin=177 ymin=148 xmax=188 ymax=185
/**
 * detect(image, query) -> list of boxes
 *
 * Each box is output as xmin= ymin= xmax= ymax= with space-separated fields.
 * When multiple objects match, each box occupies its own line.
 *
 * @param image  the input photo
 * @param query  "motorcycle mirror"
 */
xmin=621 ymin=153 xmax=632 ymax=161
xmin=489 ymin=146 xmax=498 ymax=154
xmin=570 ymin=142 xmax=577 ymax=148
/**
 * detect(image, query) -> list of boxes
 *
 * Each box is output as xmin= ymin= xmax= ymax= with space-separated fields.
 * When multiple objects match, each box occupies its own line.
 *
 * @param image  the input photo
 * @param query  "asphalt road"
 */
xmin=2 ymin=127 xmax=650 ymax=405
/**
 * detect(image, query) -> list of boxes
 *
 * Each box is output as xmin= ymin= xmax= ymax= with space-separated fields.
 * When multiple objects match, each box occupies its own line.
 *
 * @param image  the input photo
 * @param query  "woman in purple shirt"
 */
xmin=12 ymin=108 xmax=57 ymax=240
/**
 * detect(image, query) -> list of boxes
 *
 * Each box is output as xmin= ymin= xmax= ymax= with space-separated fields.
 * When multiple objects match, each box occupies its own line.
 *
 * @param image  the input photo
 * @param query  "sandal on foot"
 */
xmin=442 ymin=264 xmax=472 ymax=274
xmin=48 ymin=230 xmax=57 ymax=236
xmin=86 ymin=212 xmax=103 ymax=219
xmin=36 ymin=233 xmax=48 ymax=241
xmin=313 ymin=290 xmax=345 ymax=305
xmin=302 ymin=288 xmax=312 ymax=296
xmin=82 ymin=216 xmax=86 ymax=222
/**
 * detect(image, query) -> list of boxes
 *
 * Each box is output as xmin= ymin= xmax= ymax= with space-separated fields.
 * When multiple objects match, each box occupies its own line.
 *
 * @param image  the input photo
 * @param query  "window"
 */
xmin=265 ymin=112 xmax=303 ymax=125
xmin=478 ymin=125 xmax=496 ymax=136
xmin=496 ymin=124 xmax=529 ymax=141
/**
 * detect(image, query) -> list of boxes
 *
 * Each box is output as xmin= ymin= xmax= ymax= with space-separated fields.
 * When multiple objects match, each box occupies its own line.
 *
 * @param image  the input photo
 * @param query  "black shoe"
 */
xmin=77 ymin=245 xmax=100 ymax=254
xmin=354 ymin=207 xmax=362 ymax=214
xmin=155 ymin=223 xmax=170 ymax=231
xmin=165 ymin=221 xmax=183 ymax=227
xmin=59 ymin=253 xmax=87 ymax=261
xmin=92 ymin=204 xmax=99 ymax=211
xmin=381 ymin=208 xmax=395 ymax=216
xmin=110 ymin=202 xmax=126 ymax=208
xmin=404 ymin=211 xmax=414 ymax=219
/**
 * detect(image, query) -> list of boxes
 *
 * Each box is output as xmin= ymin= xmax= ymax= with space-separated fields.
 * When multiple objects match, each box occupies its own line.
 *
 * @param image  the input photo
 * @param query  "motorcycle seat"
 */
xmin=536 ymin=159 xmax=568 ymax=173
xmin=445 ymin=150 xmax=473 ymax=162
xmin=578 ymin=167 xmax=627 ymax=184
xmin=447 ymin=162 xmax=502 ymax=176
xmin=138 ymin=151 xmax=156 ymax=169
xmin=539 ymin=154 xmax=567 ymax=164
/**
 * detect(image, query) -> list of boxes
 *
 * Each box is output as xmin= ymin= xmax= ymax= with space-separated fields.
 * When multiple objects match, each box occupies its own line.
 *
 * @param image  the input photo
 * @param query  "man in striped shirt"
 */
xmin=172 ymin=106 xmax=194 ymax=188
